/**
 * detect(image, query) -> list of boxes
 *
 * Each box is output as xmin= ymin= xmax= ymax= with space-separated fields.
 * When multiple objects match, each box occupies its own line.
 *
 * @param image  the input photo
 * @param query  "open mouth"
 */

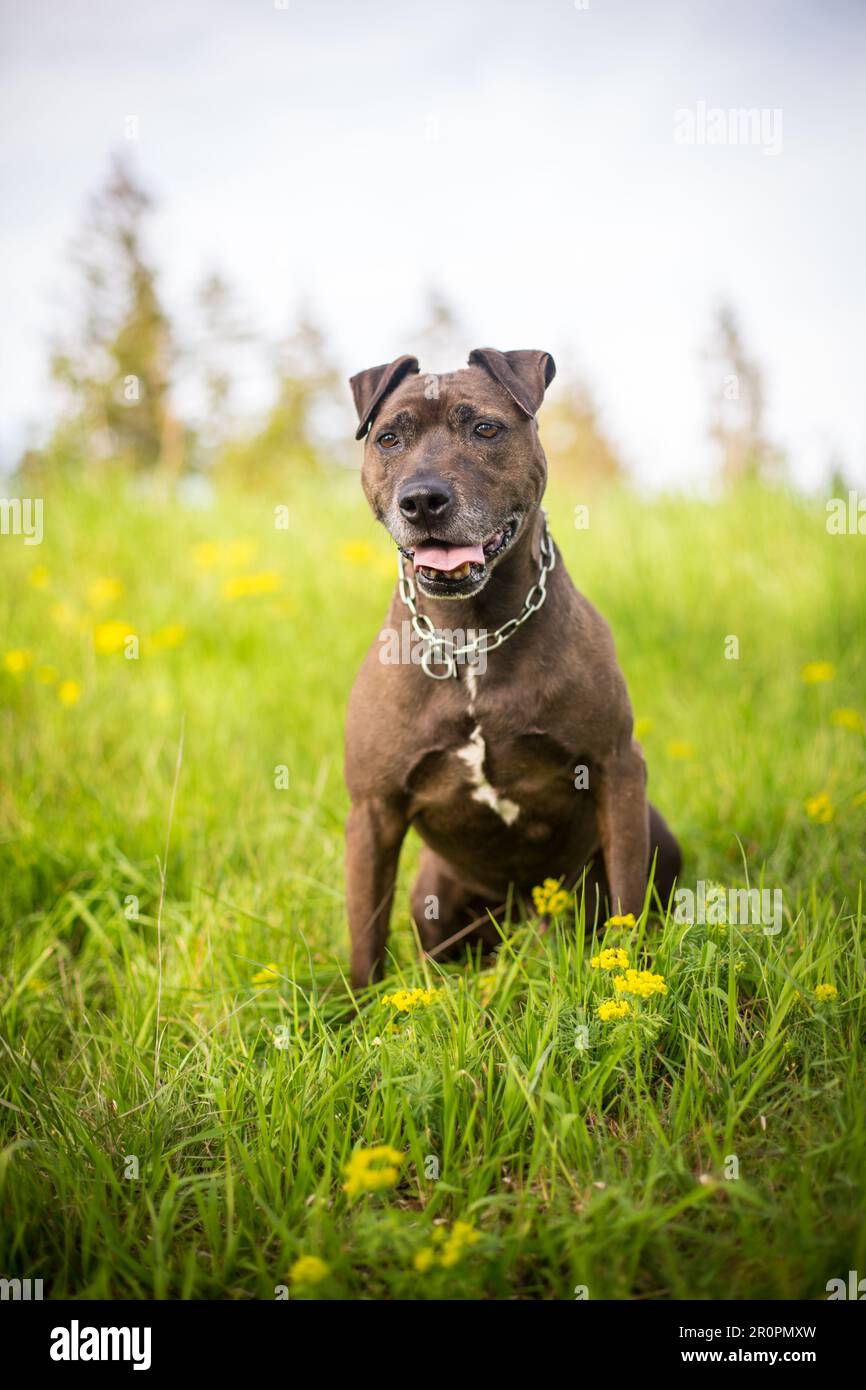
xmin=401 ymin=517 xmax=519 ymax=597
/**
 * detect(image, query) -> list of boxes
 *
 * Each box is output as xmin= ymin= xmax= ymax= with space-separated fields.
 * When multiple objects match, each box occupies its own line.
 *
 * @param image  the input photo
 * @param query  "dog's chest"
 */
xmin=405 ymin=675 xmax=580 ymax=835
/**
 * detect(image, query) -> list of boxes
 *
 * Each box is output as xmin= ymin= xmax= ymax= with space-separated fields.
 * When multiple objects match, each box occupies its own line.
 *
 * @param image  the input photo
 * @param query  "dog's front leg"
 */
xmin=346 ymin=797 xmax=407 ymax=990
xmin=594 ymin=741 xmax=650 ymax=919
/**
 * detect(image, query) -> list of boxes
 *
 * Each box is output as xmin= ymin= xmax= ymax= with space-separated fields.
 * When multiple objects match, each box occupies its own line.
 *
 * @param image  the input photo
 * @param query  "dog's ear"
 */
xmin=467 ymin=348 xmax=556 ymax=418
xmin=349 ymin=354 xmax=420 ymax=440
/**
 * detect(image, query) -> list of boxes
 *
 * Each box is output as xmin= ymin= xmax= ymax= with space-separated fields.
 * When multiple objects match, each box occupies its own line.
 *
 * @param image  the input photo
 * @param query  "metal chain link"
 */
xmin=396 ymin=516 xmax=557 ymax=680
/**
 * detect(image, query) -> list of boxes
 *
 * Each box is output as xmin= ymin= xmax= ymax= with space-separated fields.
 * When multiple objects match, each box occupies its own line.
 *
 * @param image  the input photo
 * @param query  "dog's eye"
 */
xmin=377 ymin=431 xmax=400 ymax=449
xmin=474 ymin=421 xmax=500 ymax=439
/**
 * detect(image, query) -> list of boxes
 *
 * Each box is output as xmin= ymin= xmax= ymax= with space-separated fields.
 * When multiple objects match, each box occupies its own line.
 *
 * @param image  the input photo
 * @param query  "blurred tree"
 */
xmin=409 ymin=291 xmax=622 ymax=485
xmin=216 ymin=312 xmax=346 ymax=488
xmin=48 ymin=157 xmax=182 ymax=474
xmin=705 ymin=304 xmax=784 ymax=484
xmin=541 ymin=374 xmax=624 ymax=486
xmin=196 ymin=272 xmax=250 ymax=437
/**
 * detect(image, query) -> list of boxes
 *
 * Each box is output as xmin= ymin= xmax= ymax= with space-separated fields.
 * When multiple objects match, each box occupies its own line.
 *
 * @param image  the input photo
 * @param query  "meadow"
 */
xmin=1 ymin=471 xmax=864 ymax=1300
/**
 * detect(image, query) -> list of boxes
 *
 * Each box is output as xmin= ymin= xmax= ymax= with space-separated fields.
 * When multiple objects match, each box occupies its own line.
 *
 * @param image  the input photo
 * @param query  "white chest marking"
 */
xmin=456 ymin=723 xmax=521 ymax=826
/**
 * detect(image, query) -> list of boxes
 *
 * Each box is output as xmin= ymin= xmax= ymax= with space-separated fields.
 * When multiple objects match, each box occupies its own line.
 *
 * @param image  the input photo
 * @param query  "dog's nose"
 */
xmin=397 ymin=477 xmax=455 ymax=528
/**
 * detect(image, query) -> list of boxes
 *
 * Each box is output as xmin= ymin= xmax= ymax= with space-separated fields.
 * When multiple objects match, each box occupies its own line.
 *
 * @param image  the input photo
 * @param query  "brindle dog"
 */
xmin=344 ymin=348 xmax=681 ymax=988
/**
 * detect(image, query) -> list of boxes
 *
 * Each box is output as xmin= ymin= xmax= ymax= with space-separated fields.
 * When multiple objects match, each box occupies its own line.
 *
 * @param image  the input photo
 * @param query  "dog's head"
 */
xmin=349 ymin=348 xmax=556 ymax=599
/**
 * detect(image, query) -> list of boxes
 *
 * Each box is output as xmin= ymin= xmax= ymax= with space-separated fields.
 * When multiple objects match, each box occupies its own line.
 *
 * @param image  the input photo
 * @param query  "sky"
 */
xmin=1 ymin=0 xmax=865 ymax=489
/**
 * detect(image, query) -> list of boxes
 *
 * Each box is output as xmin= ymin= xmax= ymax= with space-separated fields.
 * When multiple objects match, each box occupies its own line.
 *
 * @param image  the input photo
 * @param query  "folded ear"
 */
xmin=349 ymin=354 xmax=420 ymax=440
xmin=467 ymin=348 xmax=556 ymax=418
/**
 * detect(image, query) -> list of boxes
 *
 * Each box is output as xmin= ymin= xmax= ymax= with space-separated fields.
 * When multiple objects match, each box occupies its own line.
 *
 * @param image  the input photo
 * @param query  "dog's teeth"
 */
xmin=419 ymin=562 xmax=472 ymax=581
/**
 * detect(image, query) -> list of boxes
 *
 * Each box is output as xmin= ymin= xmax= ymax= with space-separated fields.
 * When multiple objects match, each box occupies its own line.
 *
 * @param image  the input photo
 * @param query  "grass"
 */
xmin=1 ymin=470 xmax=864 ymax=1299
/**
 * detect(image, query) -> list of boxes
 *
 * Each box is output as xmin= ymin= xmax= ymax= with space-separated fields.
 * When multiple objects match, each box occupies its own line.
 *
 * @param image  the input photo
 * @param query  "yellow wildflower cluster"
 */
xmin=597 ymin=999 xmax=631 ymax=1022
xmin=58 ymin=679 xmax=81 ymax=707
xmin=193 ymin=538 xmax=257 ymax=570
xmin=605 ymin=912 xmax=637 ymax=929
xmin=251 ymin=961 xmax=281 ymax=986
xmin=801 ymin=660 xmax=835 ymax=683
xmin=4 ymin=650 xmax=82 ymax=706
xmin=343 ymin=1145 xmax=403 ymax=1197
xmin=815 ymin=983 xmax=838 ymax=1002
xmin=289 ymin=1255 xmax=329 ymax=1287
xmin=804 ymin=793 xmax=834 ymax=824
xmin=413 ymin=1220 xmax=479 ymax=1272
xmin=222 ymin=570 xmax=281 ymax=600
xmin=87 ymin=576 xmax=124 ymax=606
xmin=666 ymin=739 xmax=695 ymax=760
xmin=382 ymin=987 xmax=442 ymax=1013
xmin=831 ymin=708 xmax=864 ymax=734
xmin=532 ymin=877 xmax=570 ymax=916
xmin=93 ymin=619 xmax=135 ymax=654
xmin=613 ymin=968 xmax=668 ymax=998
xmin=590 ymin=947 xmax=629 ymax=971
xmin=4 ymin=648 xmax=33 ymax=674
xmin=149 ymin=623 xmax=186 ymax=652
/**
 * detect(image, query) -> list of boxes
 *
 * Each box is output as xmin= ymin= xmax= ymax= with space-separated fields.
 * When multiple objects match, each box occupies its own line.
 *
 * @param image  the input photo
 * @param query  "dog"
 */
xmin=344 ymin=348 xmax=681 ymax=989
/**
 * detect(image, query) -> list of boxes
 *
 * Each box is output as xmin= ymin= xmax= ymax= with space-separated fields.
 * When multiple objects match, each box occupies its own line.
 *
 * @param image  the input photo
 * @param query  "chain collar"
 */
xmin=396 ymin=515 xmax=557 ymax=679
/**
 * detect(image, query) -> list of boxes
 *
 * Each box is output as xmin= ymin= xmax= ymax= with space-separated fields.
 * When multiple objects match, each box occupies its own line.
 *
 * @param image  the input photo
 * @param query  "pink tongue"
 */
xmin=413 ymin=542 xmax=485 ymax=572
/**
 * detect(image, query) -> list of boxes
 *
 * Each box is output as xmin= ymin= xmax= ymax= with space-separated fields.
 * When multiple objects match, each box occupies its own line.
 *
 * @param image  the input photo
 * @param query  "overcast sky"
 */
xmin=2 ymin=0 xmax=865 ymax=488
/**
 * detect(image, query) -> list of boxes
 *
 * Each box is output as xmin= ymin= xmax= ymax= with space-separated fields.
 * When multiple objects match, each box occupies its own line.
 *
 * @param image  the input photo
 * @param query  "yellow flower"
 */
xmin=831 ymin=708 xmax=864 ymax=734
xmin=801 ymin=661 xmax=835 ymax=684
xmin=815 ymin=983 xmax=838 ymax=1003
xmin=666 ymin=739 xmax=694 ymax=760
xmin=612 ymin=968 xmax=667 ymax=998
xmin=87 ymin=576 xmax=124 ymax=606
xmin=50 ymin=601 xmax=78 ymax=630
xmin=590 ymin=947 xmax=629 ymax=971
xmin=341 ymin=540 xmax=376 ymax=565
xmin=193 ymin=538 xmax=257 ymax=570
xmin=289 ymin=1255 xmax=329 ymax=1287
xmin=381 ymin=987 xmax=442 ymax=1013
xmin=532 ymin=877 xmax=570 ymax=916
xmin=804 ymin=792 xmax=834 ymax=824
xmin=634 ymin=717 xmax=653 ymax=739
xmin=604 ymin=913 xmax=637 ymax=929
xmin=4 ymin=649 xmax=32 ymax=675
xmin=93 ymin=620 xmax=135 ymax=654
xmin=340 ymin=540 xmax=392 ymax=577
xmin=439 ymin=1220 xmax=480 ymax=1268
xmin=149 ymin=623 xmax=186 ymax=652
xmin=598 ymin=999 xmax=631 ymax=1022
xmin=58 ymin=679 xmax=81 ymax=707
xmin=252 ymin=961 xmax=281 ymax=986
xmin=36 ymin=665 xmax=58 ymax=684
xmin=342 ymin=1145 xmax=404 ymax=1198
xmin=222 ymin=570 xmax=281 ymax=600
xmin=192 ymin=540 xmax=221 ymax=569
xmin=28 ymin=564 xmax=50 ymax=590
xmin=412 ymin=1221 xmax=479 ymax=1271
